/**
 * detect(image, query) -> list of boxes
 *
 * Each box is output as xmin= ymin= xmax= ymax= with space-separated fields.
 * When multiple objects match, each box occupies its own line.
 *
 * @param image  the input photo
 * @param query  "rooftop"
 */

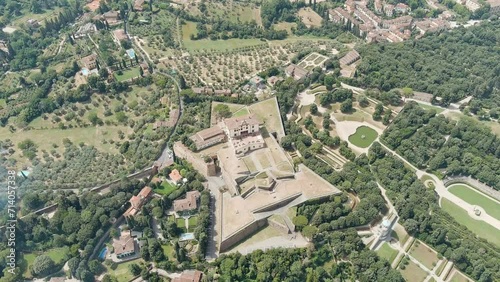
xmin=172 ymin=270 xmax=203 ymax=282
xmin=170 ymin=169 xmax=183 ymax=183
xmin=224 ymin=114 xmax=261 ymax=131
xmin=113 ymin=231 xmax=135 ymax=256
xmin=173 ymin=191 xmax=201 ymax=212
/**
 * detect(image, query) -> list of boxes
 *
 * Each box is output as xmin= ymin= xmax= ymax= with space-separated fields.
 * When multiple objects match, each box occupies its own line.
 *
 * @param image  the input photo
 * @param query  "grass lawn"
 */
xmin=450 ymin=269 xmax=473 ymax=282
xmin=441 ymin=198 xmax=500 ymax=247
xmin=393 ymin=224 xmax=410 ymax=245
xmin=188 ymin=216 xmax=198 ymax=232
xmin=22 ymin=247 xmax=69 ymax=278
xmin=416 ymin=102 xmax=444 ymax=114
xmin=273 ymin=22 xmax=297 ymax=34
xmin=105 ymin=258 xmax=143 ymax=282
xmin=409 ymin=241 xmax=439 ymax=270
xmin=376 ymin=242 xmax=399 ymax=263
xmin=348 ymin=126 xmax=378 ymax=148
xmin=114 ymin=67 xmax=140 ymax=82
xmin=448 ymin=184 xmax=500 ymax=220
xmin=233 ymin=107 xmax=250 ymax=117
xmin=176 ymin=218 xmax=186 ymax=232
xmin=248 ymin=98 xmax=284 ymax=138
xmin=155 ymin=181 xmax=177 ymax=196
xmin=399 ymin=260 xmax=429 ymax=282
xmin=162 ymin=244 xmax=175 ymax=261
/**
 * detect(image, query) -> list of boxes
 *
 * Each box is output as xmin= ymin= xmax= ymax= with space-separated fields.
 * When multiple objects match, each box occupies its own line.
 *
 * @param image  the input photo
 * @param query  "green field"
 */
xmin=441 ymin=198 xmax=500 ymax=247
xmin=188 ymin=216 xmax=198 ymax=232
xmin=154 ymin=181 xmax=177 ymax=196
xmin=376 ymin=242 xmax=399 ymax=263
xmin=399 ymin=260 xmax=429 ymax=282
xmin=450 ymin=269 xmax=473 ymax=282
xmin=448 ymin=184 xmax=500 ymax=220
xmin=177 ymin=218 xmax=187 ymax=232
xmin=114 ymin=67 xmax=141 ymax=82
xmin=409 ymin=241 xmax=439 ymax=270
xmin=435 ymin=259 xmax=448 ymax=276
xmin=162 ymin=244 xmax=175 ymax=261
xmin=348 ymin=126 xmax=378 ymax=148
xmin=105 ymin=258 xmax=143 ymax=282
xmin=417 ymin=102 xmax=444 ymax=114
xmin=22 ymin=247 xmax=69 ymax=278
xmin=233 ymin=107 xmax=250 ymax=117
xmin=183 ymin=37 xmax=265 ymax=52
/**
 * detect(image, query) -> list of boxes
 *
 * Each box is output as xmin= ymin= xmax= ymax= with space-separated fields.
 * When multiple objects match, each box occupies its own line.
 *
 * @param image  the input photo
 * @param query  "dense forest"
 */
xmin=369 ymin=143 xmax=500 ymax=281
xmin=356 ymin=21 xmax=500 ymax=109
xmin=382 ymin=102 xmax=500 ymax=190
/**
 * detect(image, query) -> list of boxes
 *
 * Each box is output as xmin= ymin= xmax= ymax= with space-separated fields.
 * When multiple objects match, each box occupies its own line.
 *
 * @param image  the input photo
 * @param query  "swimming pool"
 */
xmin=98 ymin=247 xmax=107 ymax=260
xmin=179 ymin=233 xmax=195 ymax=242
xmin=126 ymin=49 xmax=135 ymax=59
xmin=81 ymin=68 xmax=89 ymax=76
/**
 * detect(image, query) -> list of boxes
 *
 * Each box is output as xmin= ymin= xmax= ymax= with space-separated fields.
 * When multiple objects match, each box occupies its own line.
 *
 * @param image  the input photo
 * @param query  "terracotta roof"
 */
xmin=173 ymin=191 xmax=201 ymax=212
xmin=113 ymin=29 xmax=129 ymax=41
xmin=139 ymin=186 xmax=152 ymax=199
xmin=81 ymin=54 xmax=97 ymax=68
xmin=170 ymin=169 xmax=183 ymax=183
xmin=103 ymin=11 xmax=119 ymax=19
xmin=113 ymin=231 xmax=135 ymax=256
xmin=172 ymin=270 xmax=203 ymax=282
xmin=224 ymin=114 xmax=261 ymax=131
xmin=285 ymin=64 xmax=309 ymax=80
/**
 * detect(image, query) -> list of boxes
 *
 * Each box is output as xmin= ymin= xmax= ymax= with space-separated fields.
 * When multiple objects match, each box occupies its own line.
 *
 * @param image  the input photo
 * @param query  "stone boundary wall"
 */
xmin=173 ymin=141 xmax=211 ymax=177
xmin=268 ymin=216 xmax=290 ymax=234
xmin=252 ymin=193 xmax=303 ymax=213
xmin=443 ymin=176 xmax=500 ymax=202
xmin=219 ymin=218 xmax=267 ymax=252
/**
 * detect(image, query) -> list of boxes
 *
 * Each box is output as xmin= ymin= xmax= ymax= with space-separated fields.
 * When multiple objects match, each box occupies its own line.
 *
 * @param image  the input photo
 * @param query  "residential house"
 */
xmin=112 ymin=29 xmax=129 ymax=44
xmin=173 ymin=191 xmax=201 ymax=213
xmin=394 ymin=3 xmax=410 ymax=13
xmin=172 ymin=270 xmax=203 ymax=282
xmin=124 ymin=186 xmax=153 ymax=217
xmin=383 ymin=4 xmax=395 ymax=17
xmin=285 ymin=64 xmax=309 ymax=80
xmin=81 ymin=54 xmax=98 ymax=70
xmin=339 ymin=50 xmax=361 ymax=65
xmin=113 ymin=231 xmax=136 ymax=258
xmin=382 ymin=15 xmax=413 ymax=29
xmin=103 ymin=11 xmax=120 ymax=24
xmin=414 ymin=19 xmax=450 ymax=35
xmin=355 ymin=4 xmax=382 ymax=27
xmin=328 ymin=8 xmax=361 ymax=29
xmin=214 ymin=89 xmax=232 ymax=96
xmin=134 ymin=0 xmax=146 ymax=11
xmin=169 ymin=169 xmax=183 ymax=184
xmin=267 ymin=76 xmax=284 ymax=87
xmin=248 ymin=76 xmax=266 ymax=89
xmin=223 ymin=114 xmax=260 ymax=138
xmin=140 ymin=62 xmax=150 ymax=76
xmin=374 ymin=0 xmax=383 ymax=13
xmin=192 ymin=87 xmax=214 ymax=95
xmin=189 ymin=125 xmax=226 ymax=151
xmin=464 ymin=0 xmax=481 ymax=11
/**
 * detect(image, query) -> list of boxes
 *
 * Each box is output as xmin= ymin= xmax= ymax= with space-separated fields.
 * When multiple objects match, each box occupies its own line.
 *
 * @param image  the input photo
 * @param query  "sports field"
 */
xmin=448 ymin=184 xmax=500 ymax=220
xmin=348 ymin=126 xmax=378 ymax=148
xmin=441 ymin=198 xmax=500 ymax=247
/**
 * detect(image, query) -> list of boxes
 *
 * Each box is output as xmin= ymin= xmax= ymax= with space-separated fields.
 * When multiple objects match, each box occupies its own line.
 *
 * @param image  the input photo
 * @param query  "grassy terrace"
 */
xmin=448 ymin=184 xmax=500 ymax=220
xmin=441 ymin=198 xmax=500 ymax=247
xmin=154 ymin=181 xmax=177 ymax=196
xmin=105 ymin=258 xmax=143 ymax=282
xmin=114 ymin=67 xmax=140 ymax=82
xmin=376 ymin=242 xmax=398 ymax=264
xmin=348 ymin=126 xmax=378 ymax=148
xmin=399 ymin=260 xmax=429 ymax=282
xmin=22 ymin=247 xmax=69 ymax=278
xmin=409 ymin=241 xmax=439 ymax=270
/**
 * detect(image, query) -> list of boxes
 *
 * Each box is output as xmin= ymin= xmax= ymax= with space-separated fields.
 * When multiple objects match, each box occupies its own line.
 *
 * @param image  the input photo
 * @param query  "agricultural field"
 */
xmin=448 ymin=183 xmax=500 ymax=220
xmin=348 ymin=126 xmax=378 ymax=148
xmin=185 ymin=2 xmax=261 ymax=24
xmin=376 ymin=242 xmax=399 ymax=264
xmin=297 ymin=7 xmax=323 ymax=28
xmin=408 ymin=241 xmax=439 ymax=270
xmin=441 ymin=198 xmax=500 ymax=247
